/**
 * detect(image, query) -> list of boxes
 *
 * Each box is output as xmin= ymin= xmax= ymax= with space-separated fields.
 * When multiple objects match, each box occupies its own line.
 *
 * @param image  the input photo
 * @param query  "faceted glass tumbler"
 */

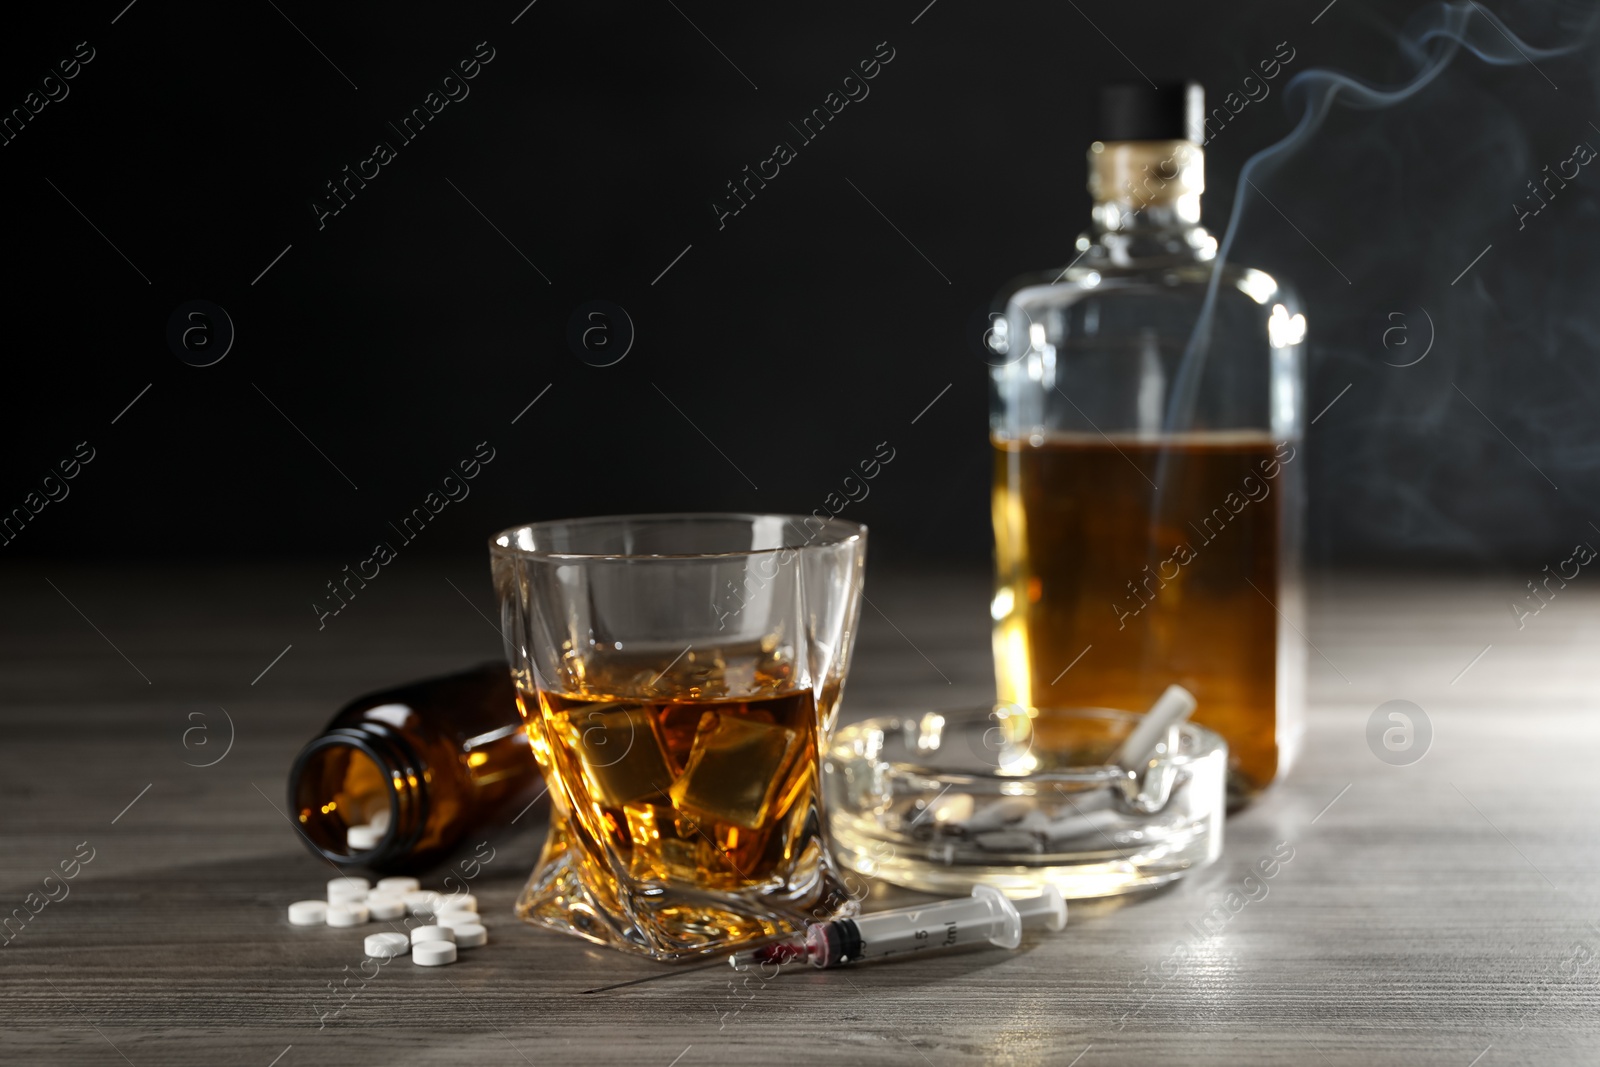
xmin=490 ymin=514 xmax=867 ymax=961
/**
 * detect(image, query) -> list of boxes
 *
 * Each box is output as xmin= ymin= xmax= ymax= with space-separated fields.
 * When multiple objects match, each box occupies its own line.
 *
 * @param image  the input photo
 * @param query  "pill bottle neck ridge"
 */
xmin=289 ymin=724 xmax=430 ymax=868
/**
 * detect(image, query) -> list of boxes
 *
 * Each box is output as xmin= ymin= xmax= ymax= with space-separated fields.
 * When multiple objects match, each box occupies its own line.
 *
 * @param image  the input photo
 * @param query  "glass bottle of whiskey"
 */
xmin=988 ymin=82 xmax=1307 ymax=805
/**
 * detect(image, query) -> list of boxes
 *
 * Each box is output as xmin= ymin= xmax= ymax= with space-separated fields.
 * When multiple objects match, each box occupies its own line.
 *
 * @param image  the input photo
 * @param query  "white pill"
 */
xmin=369 ymin=809 xmax=391 ymax=832
xmin=412 ymin=940 xmax=457 ymax=966
xmin=403 ymin=890 xmax=442 ymax=916
xmin=376 ymin=876 xmax=419 ymax=894
xmin=410 ymin=924 xmax=454 ymax=945
xmin=366 ymin=894 xmax=407 ymax=920
xmin=364 ymin=932 xmax=410 ymax=958
xmin=435 ymin=910 xmax=479 ymax=929
xmin=288 ymin=900 xmax=328 ymax=926
xmin=436 ymin=893 xmax=478 ymax=913
xmin=450 ymin=922 xmax=487 ymax=949
xmin=328 ymin=884 xmax=368 ymax=904
xmin=327 ymin=876 xmax=370 ymax=894
xmin=346 ymin=824 xmax=383 ymax=850
xmin=326 ymin=902 xmax=370 ymax=927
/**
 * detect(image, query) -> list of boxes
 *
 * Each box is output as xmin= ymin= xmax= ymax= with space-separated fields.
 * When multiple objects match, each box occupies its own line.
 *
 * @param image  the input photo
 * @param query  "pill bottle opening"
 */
xmin=292 ymin=740 xmax=397 ymax=860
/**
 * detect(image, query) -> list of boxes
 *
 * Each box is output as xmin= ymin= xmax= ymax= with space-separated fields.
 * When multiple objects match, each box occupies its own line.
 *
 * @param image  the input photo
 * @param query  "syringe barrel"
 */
xmin=806 ymin=886 xmax=1020 ymax=967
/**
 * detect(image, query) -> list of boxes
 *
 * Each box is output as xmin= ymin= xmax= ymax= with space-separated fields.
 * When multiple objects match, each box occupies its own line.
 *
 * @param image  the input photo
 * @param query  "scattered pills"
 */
xmin=327 ymin=877 xmax=370 ymax=904
xmin=412 ymin=940 xmax=457 ymax=966
xmin=366 ymin=894 xmax=407 ymax=921
xmin=346 ymin=824 xmax=383 ymax=850
xmin=326 ymin=902 xmax=370 ymax=927
xmin=411 ymin=924 xmax=455 ymax=945
xmin=376 ymin=876 xmax=420 ymax=895
xmin=450 ymin=922 xmax=488 ymax=949
xmin=286 ymin=878 xmax=483 ymax=970
xmin=403 ymin=890 xmax=443 ymax=916
xmin=288 ymin=900 xmax=328 ymax=926
xmin=364 ymin=932 xmax=411 ymax=958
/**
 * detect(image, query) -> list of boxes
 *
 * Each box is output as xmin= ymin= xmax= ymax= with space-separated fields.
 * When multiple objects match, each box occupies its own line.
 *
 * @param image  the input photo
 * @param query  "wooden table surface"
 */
xmin=2 ymin=561 xmax=1597 ymax=1066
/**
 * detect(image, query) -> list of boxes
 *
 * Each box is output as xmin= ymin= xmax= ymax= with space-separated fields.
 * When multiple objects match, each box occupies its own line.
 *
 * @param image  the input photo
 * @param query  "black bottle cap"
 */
xmin=1095 ymin=81 xmax=1204 ymax=143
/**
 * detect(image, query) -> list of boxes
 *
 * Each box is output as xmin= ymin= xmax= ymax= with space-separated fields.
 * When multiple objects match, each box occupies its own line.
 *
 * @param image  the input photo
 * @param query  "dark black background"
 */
xmin=2 ymin=0 xmax=1596 ymax=571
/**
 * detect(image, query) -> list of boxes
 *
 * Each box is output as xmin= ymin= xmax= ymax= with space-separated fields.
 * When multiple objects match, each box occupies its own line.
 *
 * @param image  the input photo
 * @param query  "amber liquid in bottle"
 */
xmin=992 ymin=432 xmax=1300 ymax=801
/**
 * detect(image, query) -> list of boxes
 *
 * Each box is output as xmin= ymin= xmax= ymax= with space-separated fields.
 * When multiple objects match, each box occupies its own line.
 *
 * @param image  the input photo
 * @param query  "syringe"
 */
xmin=730 ymin=885 xmax=1067 ymax=971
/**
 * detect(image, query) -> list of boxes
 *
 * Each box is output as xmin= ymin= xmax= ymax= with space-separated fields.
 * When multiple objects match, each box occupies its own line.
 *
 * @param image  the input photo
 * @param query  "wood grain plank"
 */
xmin=1 ymin=563 xmax=1597 ymax=1065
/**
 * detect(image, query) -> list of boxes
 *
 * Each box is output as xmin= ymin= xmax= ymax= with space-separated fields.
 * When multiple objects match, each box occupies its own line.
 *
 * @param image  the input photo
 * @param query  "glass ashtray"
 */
xmin=825 ymin=706 xmax=1226 ymax=899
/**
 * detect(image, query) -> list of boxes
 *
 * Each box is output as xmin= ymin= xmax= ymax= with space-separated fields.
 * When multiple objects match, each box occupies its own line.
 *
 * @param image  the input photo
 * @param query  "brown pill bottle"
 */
xmin=288 ymin=664 xmax=542 ymax=872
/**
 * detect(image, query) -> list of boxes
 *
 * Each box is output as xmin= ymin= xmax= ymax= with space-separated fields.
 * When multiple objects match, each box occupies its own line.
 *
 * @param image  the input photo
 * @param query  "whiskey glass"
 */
xmin=490 ymin=514 xmax=867 ymax=961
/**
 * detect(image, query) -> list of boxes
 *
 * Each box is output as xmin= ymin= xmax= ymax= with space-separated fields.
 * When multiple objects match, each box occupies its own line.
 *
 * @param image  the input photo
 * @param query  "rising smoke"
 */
xmin=1167 ymin=1 xmax=1595 ymax=566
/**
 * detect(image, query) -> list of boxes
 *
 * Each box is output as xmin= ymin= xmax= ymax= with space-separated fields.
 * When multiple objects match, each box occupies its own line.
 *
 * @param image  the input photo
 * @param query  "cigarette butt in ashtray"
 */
xmin=1114 ymin=685 xmax=1197 ymax=774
